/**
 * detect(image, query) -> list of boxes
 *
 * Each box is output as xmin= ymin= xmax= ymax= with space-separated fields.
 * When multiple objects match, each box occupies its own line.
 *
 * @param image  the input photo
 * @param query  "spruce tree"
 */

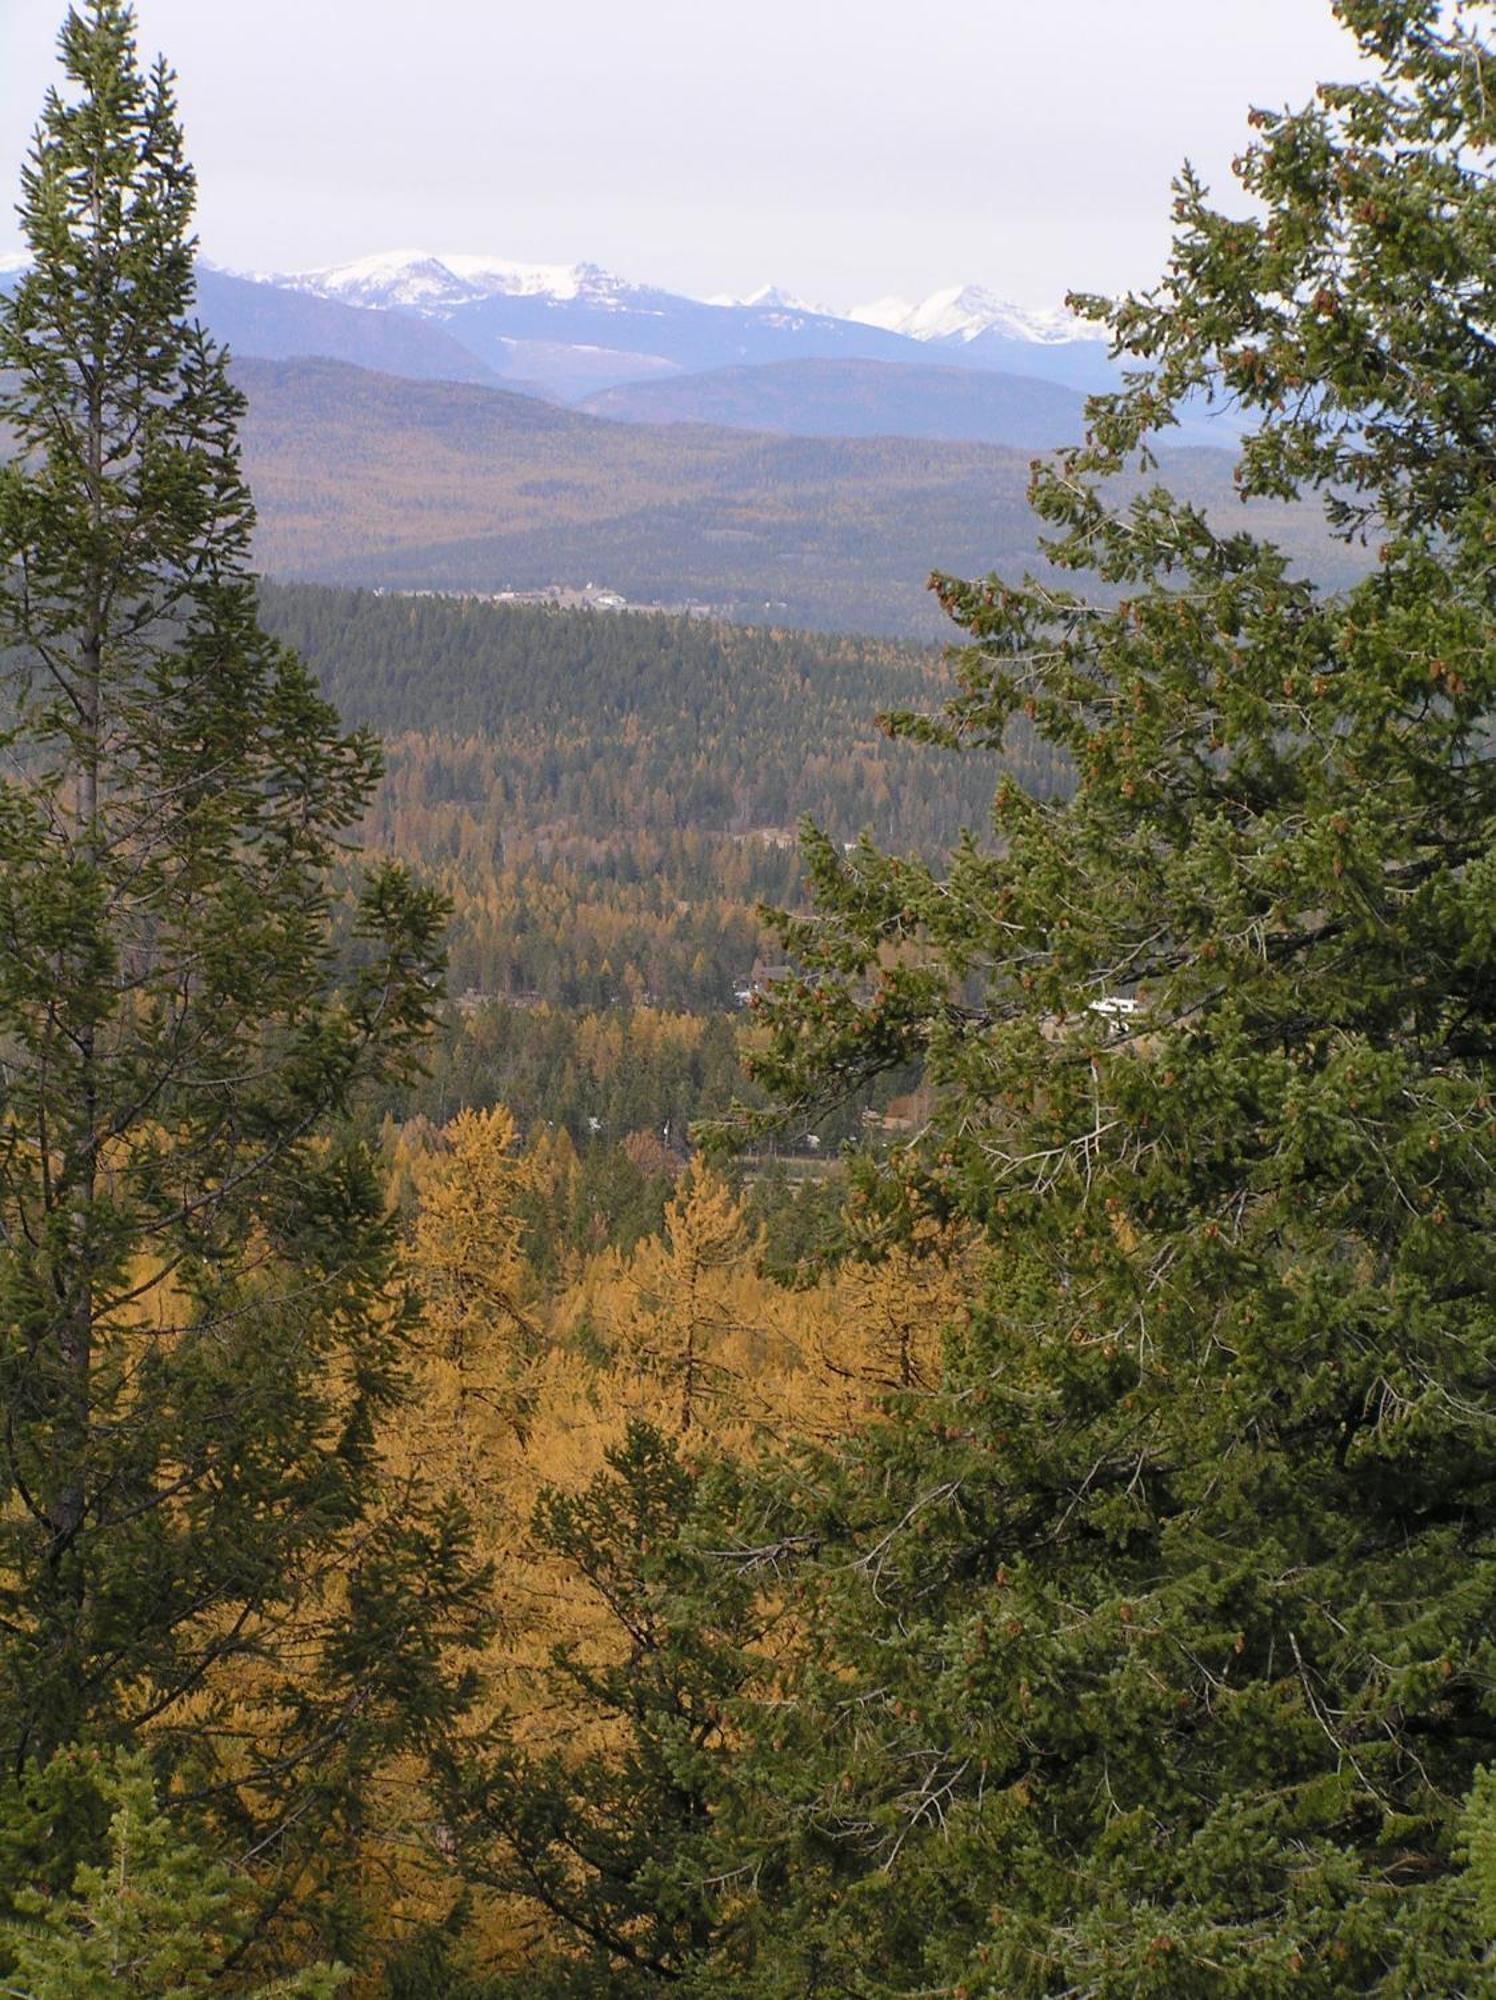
xmin=0 ymin=0 xmax=486 ymax=1964
xmin=722 ymin=2 xmax=1496 ymax=1991
xmin=1 ymin=1749 xmax=346 ymax=1998
xmin=453 ymin=1424 xmax=760 ymax=1998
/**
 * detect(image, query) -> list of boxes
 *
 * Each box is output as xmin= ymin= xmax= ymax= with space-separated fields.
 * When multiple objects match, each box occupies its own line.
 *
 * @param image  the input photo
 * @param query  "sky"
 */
xmin=0 ymin=0 xmax=1368 ymax=312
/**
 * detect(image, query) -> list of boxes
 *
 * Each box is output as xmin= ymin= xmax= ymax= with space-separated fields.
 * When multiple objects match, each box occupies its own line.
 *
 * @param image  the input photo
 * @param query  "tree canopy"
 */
xmin=720 ymin=3 xmax=1496 ymax=1991
xmin=0 ymin=0 xmax=484 ymax=1970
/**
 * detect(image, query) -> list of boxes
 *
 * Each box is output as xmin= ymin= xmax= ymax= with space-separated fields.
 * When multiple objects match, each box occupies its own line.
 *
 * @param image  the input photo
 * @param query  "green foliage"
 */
xmin=256 ymin=583 xmax=1029 ymax=849
xmin=375 ymin=1921 xmax=505 ymax=2000
xmin=0 ymin=0 xmax=487 ymax=1969
xmin=1461 ymin=1766 xmax=1496 ymax=1968
xmin=0 ymin=1749 xmax=344 ymax=1998
xmin=418 ymin=1004 xmax=751 ymax=1144
xmin=259 ymin=583 xmax=1024 ymax=1014
xmin=450 ymin=1424 xmax=765 ymax=1996
xmin=739 ymin=1160 xmax=850 ymax=1286
xmin=703 ymin=4 xmax=1496 ymax=1992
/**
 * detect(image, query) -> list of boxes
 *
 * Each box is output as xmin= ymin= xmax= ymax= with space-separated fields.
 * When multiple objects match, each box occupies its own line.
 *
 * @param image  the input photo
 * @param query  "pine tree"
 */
xmin=0 ymin=1749 xmax=345 ymax=1999
xmin=0 ymin=0 xmax=486 ymax=1965
xmin=722 ymin=3 xmax=1496 ymax=1991
xmin=449 ymin=1423 xmax=764 ymax=1998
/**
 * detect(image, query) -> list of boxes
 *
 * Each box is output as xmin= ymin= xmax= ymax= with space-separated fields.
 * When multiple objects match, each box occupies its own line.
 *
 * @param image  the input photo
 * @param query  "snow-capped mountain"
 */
xmin=270 ymin=251 xmax=1105 ymax=353
xmin=250 ymin=250 xmax=933 ymax=393
xmin=279 ymin=251 xmax=843 ymax=324
xmin=40 ymin=245 xmax=1135 ymax=410
xmin=841 ymin=281 xmax=1119 ymax=398
xmin=193 ymin=265 xmax=503 ymax=384
xmin=274 ymin=250 xmax=646 ymax=316
xmin=237 ymin=250 xmax=1120 ymax=398
xmin=4 ymin=240 xmax=1249 ymax=448
xmin=707 ymin=282 xmax=831 ymax=315
xmin=9 ymin=239 xmax=1111 ymax=360
xmin=850 ymin=283 xmax=1109 ymax=348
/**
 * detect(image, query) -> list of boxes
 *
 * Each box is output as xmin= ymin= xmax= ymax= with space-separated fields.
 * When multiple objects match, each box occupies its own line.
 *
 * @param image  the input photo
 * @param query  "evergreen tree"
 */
xmin=0 ymin=1749 xmax=345 ymax=1998
xmin=0 ymin=0 xmax=486 ymax=1965
xmin=720 ymin=2 xmax=1496 ymax=1991
xmin=451 ymin=1424 xmax=762 ymax=1997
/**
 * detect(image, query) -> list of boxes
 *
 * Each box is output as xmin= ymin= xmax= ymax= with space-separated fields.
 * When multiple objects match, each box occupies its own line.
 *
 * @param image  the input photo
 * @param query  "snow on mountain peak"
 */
xmin=196 ymin=246 xmax=1111 ymax=352
xmin=287 ymin=249 xmax=470 ymax=310
xmin=437 ymin=255 xmax=628 ymax=303
xmin=707 ymin=282 xmax=829 ymax=316
xmin=844 ymin=293 xmax=917 ymax=334
xmin=850 ymin=283 xmax=1107 ymax=346
xmin=907 ymin=283 xmax=1084 ymax=345
xmin=279 ymin=251 xmax=639 ymax=315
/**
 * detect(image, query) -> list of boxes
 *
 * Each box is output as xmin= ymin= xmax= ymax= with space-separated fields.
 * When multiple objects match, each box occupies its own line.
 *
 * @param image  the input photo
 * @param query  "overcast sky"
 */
xmin=1 ymin=0 xmax=1368 ymax=310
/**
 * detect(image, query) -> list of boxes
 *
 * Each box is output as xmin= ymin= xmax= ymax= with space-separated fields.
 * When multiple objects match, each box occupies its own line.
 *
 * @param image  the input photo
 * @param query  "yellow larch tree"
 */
xmin=411 ymin=1107 xmax=536 ymax=1358
xmin=785 ymin=1223 xmax=974 ymax=1437
xmin=604 ymin=1165 xmax=790 ymax=1434
xmin=388 ymin=1103 xmax=553 ymax=1696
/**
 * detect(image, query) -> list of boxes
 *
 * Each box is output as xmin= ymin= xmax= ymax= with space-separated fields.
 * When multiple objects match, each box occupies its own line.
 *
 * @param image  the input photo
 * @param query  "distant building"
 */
xmin=734 ymin=958 xmax=796 ymax=1006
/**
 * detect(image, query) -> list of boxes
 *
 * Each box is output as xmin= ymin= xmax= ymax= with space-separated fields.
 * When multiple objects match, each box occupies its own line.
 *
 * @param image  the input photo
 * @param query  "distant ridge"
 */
xmin=229 ymin=355 xmax=1353 ymax=641
xmin=1 ymin=248 xmax=1230 ymax=440
xmin=579 ymin=357 xmax=1091 ymax=448
xmin=270 ymin=249 xmax=1104 ymax=348
xmin=195 ymin=267 xmax=504 ymax=386
xmin=227 ymin=249 xmax=1123 ymax=401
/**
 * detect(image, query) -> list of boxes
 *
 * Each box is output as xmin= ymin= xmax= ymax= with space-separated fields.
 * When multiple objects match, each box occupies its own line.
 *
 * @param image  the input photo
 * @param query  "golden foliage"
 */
xmin=359 ymin=1107 xmax=978 ymax=1977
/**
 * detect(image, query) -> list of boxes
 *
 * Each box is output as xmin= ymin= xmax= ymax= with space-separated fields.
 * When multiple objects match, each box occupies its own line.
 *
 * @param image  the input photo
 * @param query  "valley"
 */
xmin=5 ymin=3 xmax=1494 ymax=1991
xmin=230 ymin=353 xmax=1355 ymax=638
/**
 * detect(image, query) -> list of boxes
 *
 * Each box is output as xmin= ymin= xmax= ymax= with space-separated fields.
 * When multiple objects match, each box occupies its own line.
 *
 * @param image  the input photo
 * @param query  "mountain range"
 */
xmin=3 ymin=249 xmax=1271 ymax=635
xmin=219 ymin=250 xmax=1126 ymax=403
xmin=6 ymin=246 xmax=1241 ymax=440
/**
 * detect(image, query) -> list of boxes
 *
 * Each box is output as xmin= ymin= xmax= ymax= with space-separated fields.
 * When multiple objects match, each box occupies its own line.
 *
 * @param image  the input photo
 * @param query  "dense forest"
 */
xmin=6 ymin=5 xmax=1496 ymax=1999
xmin=231 ymin=354 xmax=1366 ymax=640
xmin=257 ymin=584 xmax=1025 ymax=1008
xmin=256 ymin=583 xmax=1034 ymax=842
xmin=254 ymin=587 xmax=1008 ymax=1150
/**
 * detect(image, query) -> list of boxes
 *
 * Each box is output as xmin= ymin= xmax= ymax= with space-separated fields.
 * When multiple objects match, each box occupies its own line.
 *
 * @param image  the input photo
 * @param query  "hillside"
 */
xmin=256 ymin=579 xmax=1031 ymax=847
xmin=235 ymin=357 xmax=1356 ymax=639
xmin=255 ymin=582 xmax=1025 ymax=1018
xmin=578 ymin=356 xmax=1092 ymax=446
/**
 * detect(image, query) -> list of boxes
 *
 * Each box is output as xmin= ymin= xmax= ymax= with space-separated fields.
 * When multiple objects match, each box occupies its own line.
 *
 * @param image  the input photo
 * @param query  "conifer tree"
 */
xmin=626 ymin=1169 xmax=755 ymax=1433
xmin=0 ymin=0 xmax=486 ymax=1962
xmin=723 ymin=3 xmax=1496 ymax=1991
xmin=0 ymin=1750 xmax=345 ymax=1998
xmin=451 ymin=1424 xmax=762 ymax=1998
xmin=410 ymin=1106 xmax=539 ymax=1375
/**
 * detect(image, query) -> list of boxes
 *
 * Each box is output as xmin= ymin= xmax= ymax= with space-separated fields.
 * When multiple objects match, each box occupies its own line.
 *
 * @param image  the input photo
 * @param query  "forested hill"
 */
xmin=256 ymin=582 xmax=1038 ymax=1014
xmin=577 ymin=355 xmax=1092 ymax=446
xmin=236 ymin=357 xmax=1361 ymax=639
xmin=257 ymin=581 xmax=1059 ymax=849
